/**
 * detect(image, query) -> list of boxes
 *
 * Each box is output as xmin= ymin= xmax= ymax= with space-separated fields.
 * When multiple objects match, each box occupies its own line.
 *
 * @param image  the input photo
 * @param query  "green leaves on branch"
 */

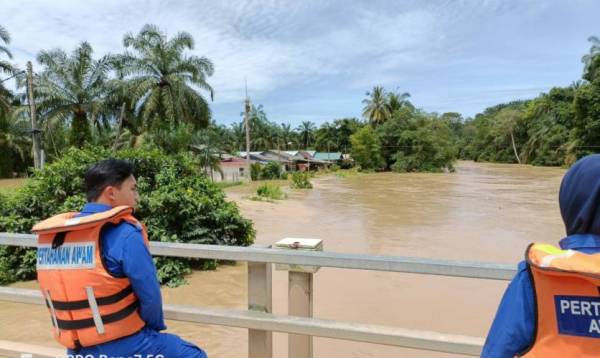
xmin=0 ymin=147 xmax=255 ymax=287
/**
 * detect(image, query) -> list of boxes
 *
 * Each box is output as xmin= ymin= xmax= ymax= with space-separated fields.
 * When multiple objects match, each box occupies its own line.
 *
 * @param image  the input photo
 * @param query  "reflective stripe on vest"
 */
xmin=521 ymin=243 xmax=600 ymax=357
xmin=33 ymin=206 xmax=147 ymax=349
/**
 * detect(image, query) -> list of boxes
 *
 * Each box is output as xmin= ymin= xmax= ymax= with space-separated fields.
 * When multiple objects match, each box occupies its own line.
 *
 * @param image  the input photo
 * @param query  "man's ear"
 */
xmin=103 ymin=186 xmax=116 ymax=202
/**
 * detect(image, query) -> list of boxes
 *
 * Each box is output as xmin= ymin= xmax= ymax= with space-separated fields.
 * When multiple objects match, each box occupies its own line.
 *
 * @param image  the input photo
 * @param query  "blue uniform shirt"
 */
xmin=482 ymin=234 xmax=600 ymax=357
xmin=68 ymin=203 xmax=167 ymax=355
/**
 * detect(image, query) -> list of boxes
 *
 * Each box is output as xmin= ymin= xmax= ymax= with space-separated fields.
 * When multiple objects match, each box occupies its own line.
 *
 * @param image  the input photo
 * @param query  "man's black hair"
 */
xmin=85 ymin=159 xmax=135 ymax=202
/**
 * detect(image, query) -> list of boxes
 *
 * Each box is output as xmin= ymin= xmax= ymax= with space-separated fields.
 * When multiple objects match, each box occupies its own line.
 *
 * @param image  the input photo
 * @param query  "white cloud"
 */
xmin=1 ymin=0 xmax=598 ymax=122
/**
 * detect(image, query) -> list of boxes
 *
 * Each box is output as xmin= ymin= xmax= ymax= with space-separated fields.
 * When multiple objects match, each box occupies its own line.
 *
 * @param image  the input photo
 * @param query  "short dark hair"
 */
xmin=85 ymin=159 xmax=135 ymax=202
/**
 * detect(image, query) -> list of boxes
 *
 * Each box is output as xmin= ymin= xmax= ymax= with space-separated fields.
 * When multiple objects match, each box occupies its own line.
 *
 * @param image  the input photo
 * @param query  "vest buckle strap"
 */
xmin=55 ymin=300 xmax=139 ymax=331
xmin=50 ymin=285 xmax=133 ymax=311
xmin=85 ymin=286 xmax=105 ymax=335
xmin=44 ymin=290 xmax=60 ymax=337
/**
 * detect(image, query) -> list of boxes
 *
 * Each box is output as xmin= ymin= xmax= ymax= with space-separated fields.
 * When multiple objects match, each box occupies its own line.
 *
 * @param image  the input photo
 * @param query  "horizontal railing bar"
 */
xmin=0 ymin=339 xmax=64 ymax=358
xmin=0 ymin=233 xmax=516 ymax=280
xmin=0 ymin=287 xmax=483 ymax=356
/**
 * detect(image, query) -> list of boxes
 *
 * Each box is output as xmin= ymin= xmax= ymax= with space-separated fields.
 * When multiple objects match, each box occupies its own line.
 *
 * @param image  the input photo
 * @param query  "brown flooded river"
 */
xmin=0 ymin=161 xmax=567 ymax=357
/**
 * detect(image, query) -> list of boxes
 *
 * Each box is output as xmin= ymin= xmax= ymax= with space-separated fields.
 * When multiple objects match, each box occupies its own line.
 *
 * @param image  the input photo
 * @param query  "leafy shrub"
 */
xmin=350 ymin=126 xmax=384 ymax=171
xmin=328 ymin=164 xmax=340 ymax=172
xmin=260 ymin=162 xmax=283 ymax=180
xmin=250 ymin=163 xmax=262 ymax=181
xmin=0 ymin=147 xmax=255 ymax=287
xmin=290 ymin=171 xmax=313 ymax=189
xmin=339 ymin=159 xmax=354 ymax=169
xmin=253 ymin=184 xmax=286 ymax=201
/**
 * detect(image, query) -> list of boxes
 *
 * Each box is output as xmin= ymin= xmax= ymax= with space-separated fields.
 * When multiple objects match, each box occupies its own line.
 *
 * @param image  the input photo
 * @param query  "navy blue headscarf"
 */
xmin=559 ymin=154 xmax=600 ymax=236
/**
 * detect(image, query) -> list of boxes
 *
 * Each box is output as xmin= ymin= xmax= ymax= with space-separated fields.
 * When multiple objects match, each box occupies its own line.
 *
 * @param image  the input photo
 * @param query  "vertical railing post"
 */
xmin=248 ymin=260 xmax=272 ymax=358
xmin=288 ymin=271 xmax=313 ymax=358
xmin=274 ymin=238 xmax=323 ymax=358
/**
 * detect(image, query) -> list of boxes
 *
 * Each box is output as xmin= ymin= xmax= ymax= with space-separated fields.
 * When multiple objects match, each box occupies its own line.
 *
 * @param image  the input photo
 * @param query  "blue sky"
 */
xmin=2 ymin=0 xmax=599 ymax=126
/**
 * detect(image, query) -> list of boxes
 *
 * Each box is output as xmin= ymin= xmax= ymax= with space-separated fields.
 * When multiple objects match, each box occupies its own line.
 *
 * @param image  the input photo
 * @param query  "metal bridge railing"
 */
xmin=0 ymin=233 xmax=516 ymax=358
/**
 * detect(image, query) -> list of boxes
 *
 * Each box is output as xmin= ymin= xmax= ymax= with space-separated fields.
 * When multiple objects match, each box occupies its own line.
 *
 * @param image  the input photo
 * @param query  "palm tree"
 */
xmin=362 ymin=86 xmax=390 ymax=125
xmin=230 ymin=122 xmax=245 ymax=152
xmin=315 ymin=122 xmax=339 ymax=152
xmin=113 ymin=24 xmax=214 ymax=130
xmin=31 ymin=42 xmax=111 ymax=147
xmin=296 ymin=121 xmax=316 ymax=149
xmin=387 ymin=91 xmax=411 ymax=113
xmin=0 ymin=25 xmax=14 ymax=110
xmin=280 ymin=123 xmax=297 ymax=150
xmin=0 ymin=108 xmax=31 ymax=166
xmin=191 ymin=129 xmax=224 ymax=181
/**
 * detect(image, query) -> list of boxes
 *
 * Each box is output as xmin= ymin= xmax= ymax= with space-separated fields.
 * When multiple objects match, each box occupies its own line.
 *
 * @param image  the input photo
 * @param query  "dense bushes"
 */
xmin=260 ymin=162 xmax=283 ymax=180
xmin=290 ymin=171 xmax=313 ymax=189
xmin=0 ymin=147 xmax=255 ymax=286
xmin=249 ymin=161 xmax=284 ymax=180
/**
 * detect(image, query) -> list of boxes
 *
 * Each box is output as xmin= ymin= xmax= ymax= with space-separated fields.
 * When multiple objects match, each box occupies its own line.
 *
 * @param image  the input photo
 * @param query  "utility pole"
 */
xmin=244 ymin=79 xmax=251 ymax=181
xmin=26 ymin=61 xmax=42 ymax=169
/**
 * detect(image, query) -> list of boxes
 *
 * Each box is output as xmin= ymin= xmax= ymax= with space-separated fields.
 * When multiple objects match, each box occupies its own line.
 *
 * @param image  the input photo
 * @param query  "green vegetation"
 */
xmin=252 ymin=183 xmax=287 ymax=201
xmin=259 ymin=162 xmax=283 ymax=180
xmin=350 ymin=126 xmax=383 ymax=171
xmin=2 ymin=20 xmax=600 ymax=177
xmin=0 ymin=147 xmax=254 ymax=287
xmin=2 ymin=22 xmax=600 ymax=294
xmin=290 ymin=171 xmax=313 ymax=189
xmin=457 ymin=37 xmax=600 ymax=167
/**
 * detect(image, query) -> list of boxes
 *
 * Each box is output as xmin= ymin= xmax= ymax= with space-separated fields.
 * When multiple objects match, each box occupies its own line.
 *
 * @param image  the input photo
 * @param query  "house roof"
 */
xmin=313 ymin=152 xmax=343 ymax=160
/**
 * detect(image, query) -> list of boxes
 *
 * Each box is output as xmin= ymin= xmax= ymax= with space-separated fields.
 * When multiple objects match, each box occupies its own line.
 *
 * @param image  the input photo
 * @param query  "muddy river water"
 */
xmin=0 ymin=161 xmax=567 ymax=357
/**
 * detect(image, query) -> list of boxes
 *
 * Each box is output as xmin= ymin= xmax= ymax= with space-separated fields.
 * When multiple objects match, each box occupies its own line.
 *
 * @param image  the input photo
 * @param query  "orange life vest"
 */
xmin=521 ymin=243 xmax=600 ymax=357
xmin=32 ymin=205 xmax=148 ymax=349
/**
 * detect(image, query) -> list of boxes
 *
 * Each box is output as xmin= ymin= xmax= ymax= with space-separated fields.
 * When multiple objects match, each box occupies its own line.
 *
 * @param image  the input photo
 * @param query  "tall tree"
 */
xmin=0 ymin=108 xmax=31 ymax=176
xmin=362 ymin=86 xmax=391 ymax=125
xmin=493 ymin=108 xmax=523 ymax=164
xmin=114 ymin=24 xmax=214 ymax=130
xmin=280 ymin=123 xmax=297 ymax=150
xmin=0 ymin=25 xmax=13 ymax=110
xmin=296 ymin=121 xmax=316 ymax=149
xmin=350 ymin=125 xmax=383 ymax=170
xmin=32 ymin=42 xmax=111 ymax=147
xmin=315 ymin=122 xmax=339 ymax=152
xmin=386 ymin=91 xmax=411 ymax=114
xmin=582 ymin=36 xmax=600 ymax=82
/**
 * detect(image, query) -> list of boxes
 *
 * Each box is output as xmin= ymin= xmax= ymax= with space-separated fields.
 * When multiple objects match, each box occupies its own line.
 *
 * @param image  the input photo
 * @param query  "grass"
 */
xmin=335 ymin=168 xmax=361 ymax=178
xmin=216 ymin=181 xmax=243 ymax=189
xmin=250 ymin=183 xmax=287 ymax=202
xmin=0 ymin=178 xmax=27 ymax=195
xmin=290 ymin=171 xmax=313 ymax=189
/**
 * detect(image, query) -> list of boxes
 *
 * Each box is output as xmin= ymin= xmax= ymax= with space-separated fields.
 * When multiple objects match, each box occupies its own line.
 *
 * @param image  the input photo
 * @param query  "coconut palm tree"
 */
xmin=296 ymin=121 xmax=316 ymax=149
xmin=315 ymin=122 xmax=339 ymax=152
xmin=113 ymin=24 xmax=214 ymax=130
xmin=0 ymin=108 xmax=31 ymax=167
xmin=280 ymin=123 xmax=297 ymax=150
xmin=30 ymin=42 xmax=111 ymax=147
xmin=387 ymin=91 xmax=411 ymax=113
xmin=362 ymin=86 xmax=390 ymax=125
xmin=0 ymin=25 xmax=14 ymax=110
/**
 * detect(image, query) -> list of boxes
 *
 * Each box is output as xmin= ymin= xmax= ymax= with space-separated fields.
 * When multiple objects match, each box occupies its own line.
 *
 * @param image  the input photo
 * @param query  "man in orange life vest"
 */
xmin=33 ymin=159 xmax=207 ymax=357
xmin=482 ymin=154 xmax=600 ymax=357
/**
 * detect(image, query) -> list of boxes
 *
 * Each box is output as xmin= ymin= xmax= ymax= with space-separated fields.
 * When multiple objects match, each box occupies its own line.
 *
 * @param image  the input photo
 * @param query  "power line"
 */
xmin=0 ymin=70 xmax=25 ymax=84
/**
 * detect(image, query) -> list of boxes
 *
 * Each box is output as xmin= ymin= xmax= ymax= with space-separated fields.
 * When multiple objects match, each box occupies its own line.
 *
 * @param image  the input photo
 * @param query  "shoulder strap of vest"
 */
xmin=527 ymin=242 xmax=600 ymax=276
xmin=32 ymin=206 xmax=133 ymax=235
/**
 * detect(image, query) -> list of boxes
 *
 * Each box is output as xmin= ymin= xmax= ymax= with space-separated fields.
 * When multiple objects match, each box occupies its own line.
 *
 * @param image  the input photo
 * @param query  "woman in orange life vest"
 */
xmin=482 ymin=154 xmax=600 ymax=357
xmin=33 ymin=159 xmax=207 ymax=358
